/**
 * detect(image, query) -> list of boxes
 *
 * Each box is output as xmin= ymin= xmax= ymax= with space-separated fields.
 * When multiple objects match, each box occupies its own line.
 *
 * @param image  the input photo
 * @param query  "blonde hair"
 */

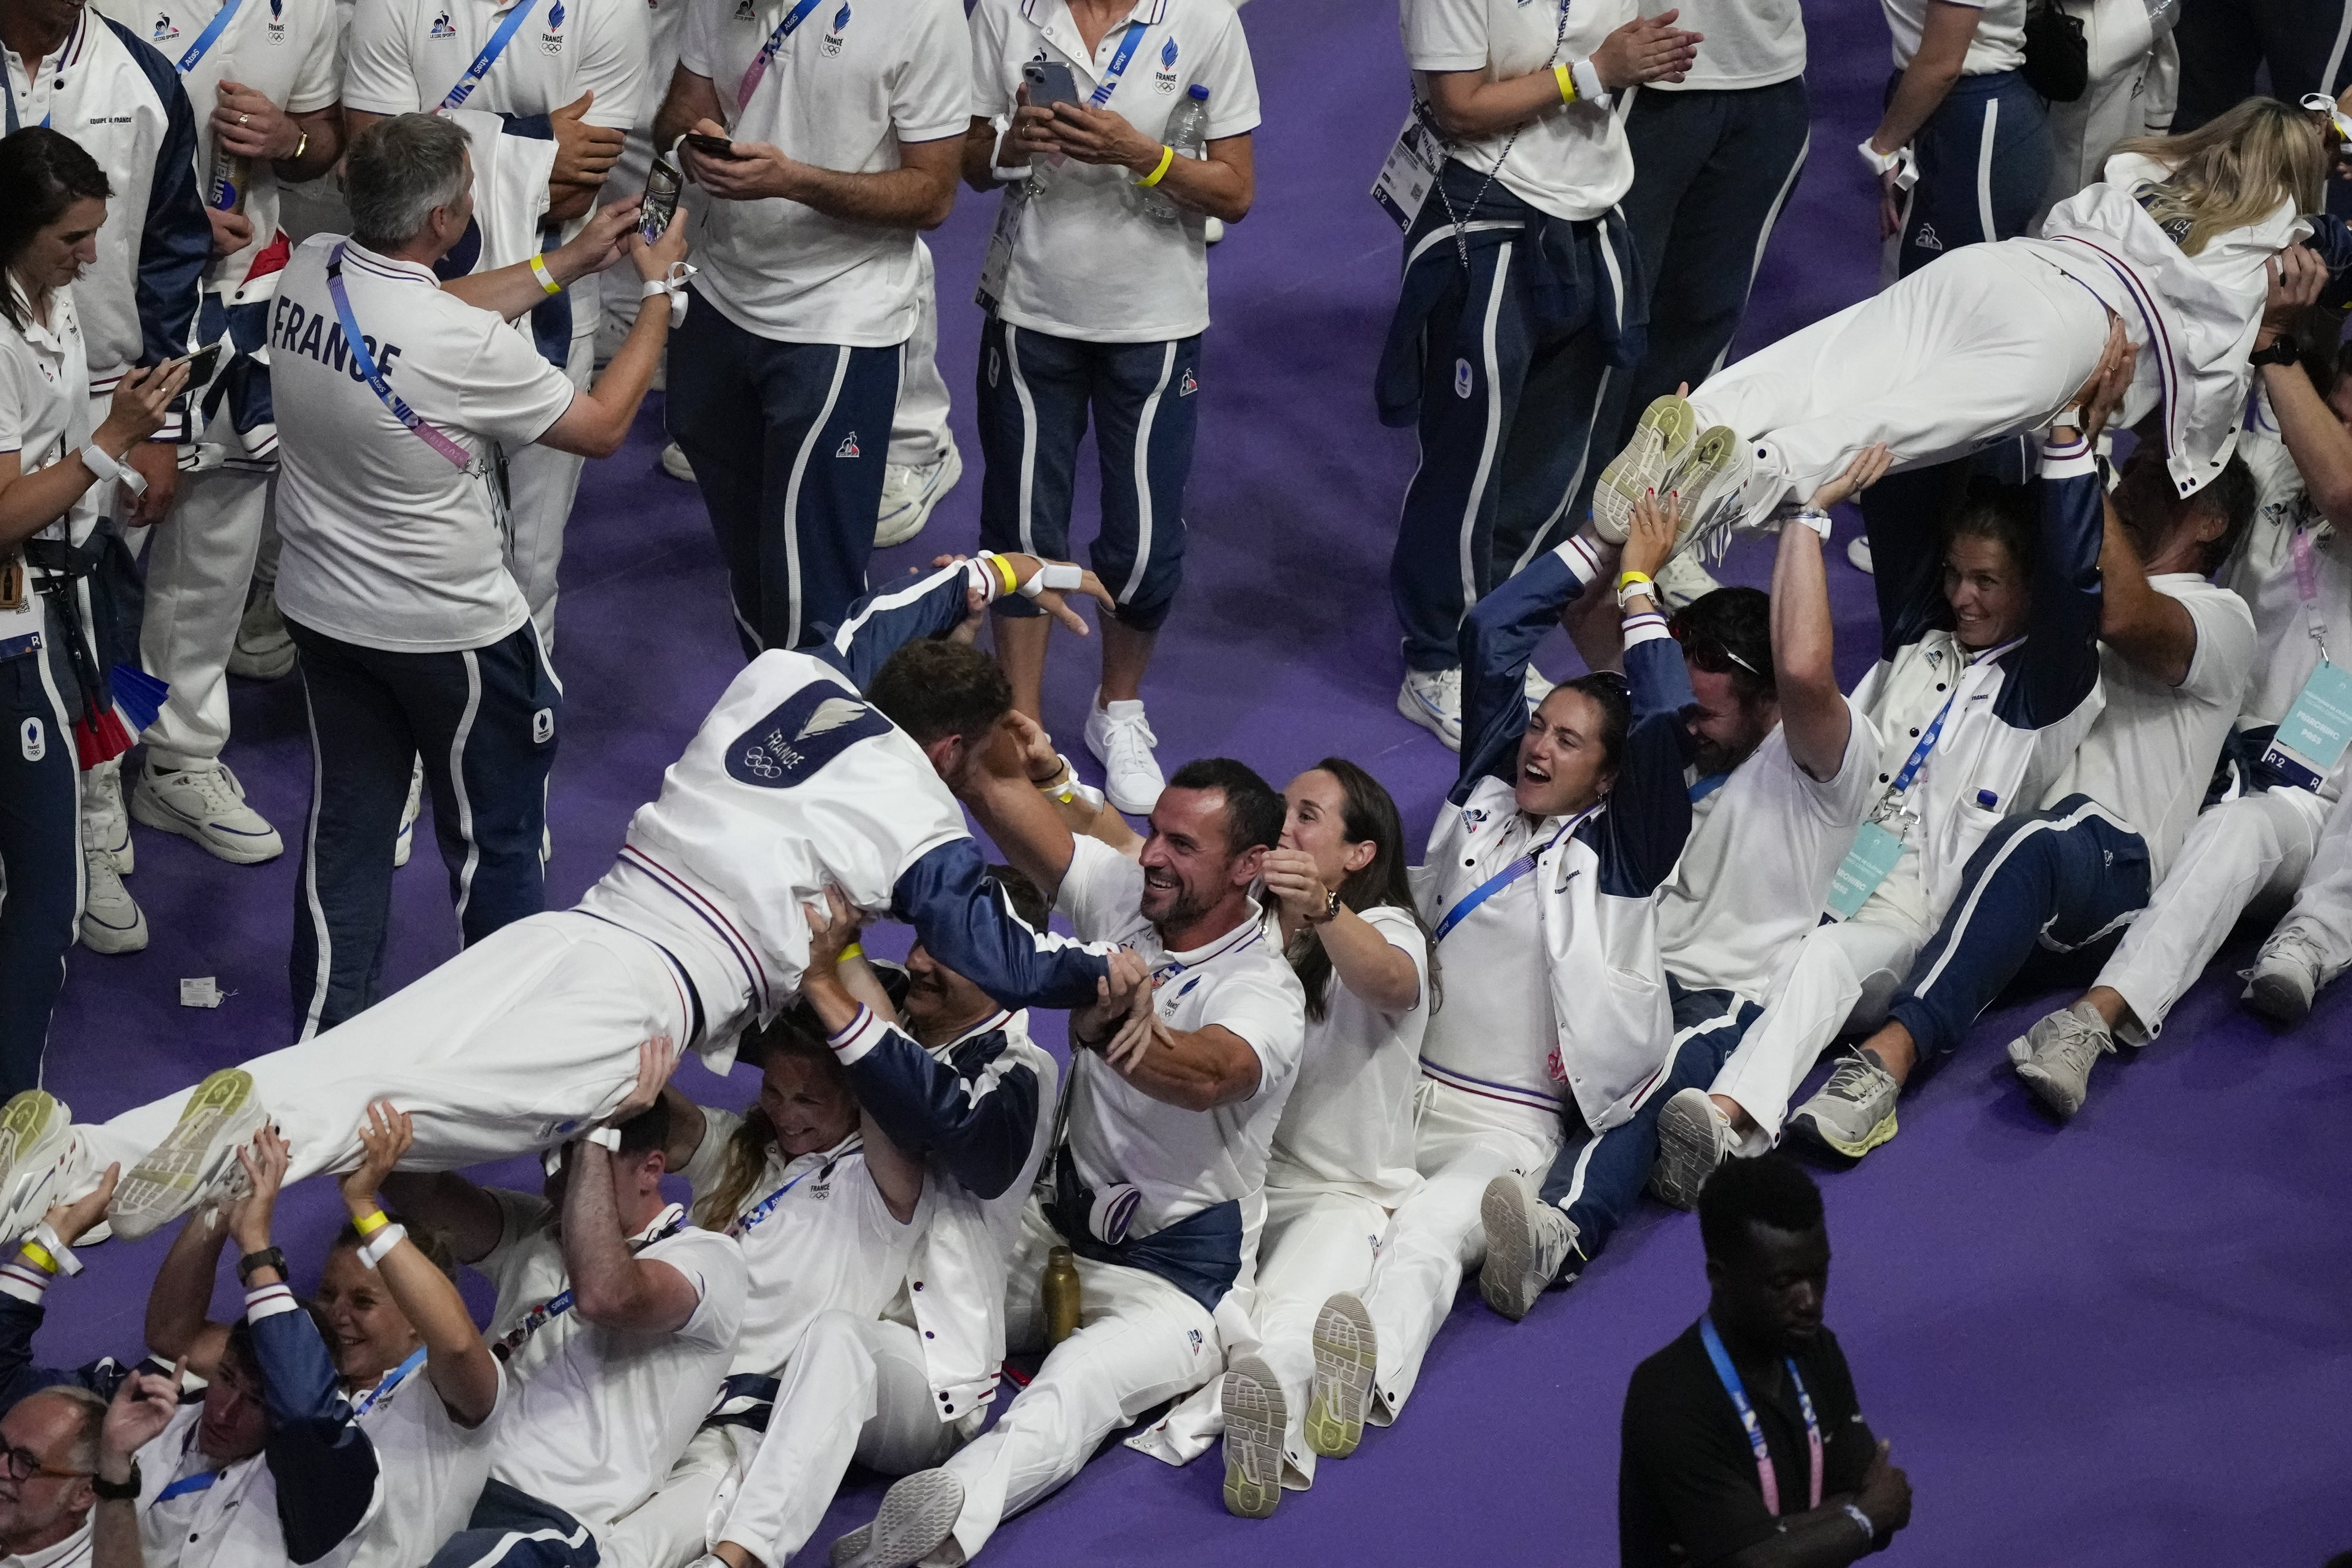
xmin=691 ymin=1012 xmax=851 ymax=1230
xmin=2116 ymin=97 xmax=2325 ymax=255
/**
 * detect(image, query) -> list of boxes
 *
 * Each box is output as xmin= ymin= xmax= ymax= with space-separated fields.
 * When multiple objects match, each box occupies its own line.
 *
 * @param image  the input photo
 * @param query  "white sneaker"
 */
xmin=1221 ymin=1352 xmax=1287 ymax=1518
xmin=2244 ymin=926 xmax=2328 ymax=1027
xmin=81 ymin=758 xmax=131 ymax=875
xmin=875 ymin=444 xmax=962 ymax=549
xmin=79 ymin=852 xmax=147 ymax=954
xmin=659 ymin=442 xmax=695 ymax=483
xmin=0 ymin=1092 xmax=87 ymax=1248
xmin=1592 ymin=395 xmax=1700 ymax=545
xmin=107 ymin=1068 xmax=270 ymax=1242
xmin=1305 ymin=1292 xmax=1376 ymax=1459
xmin=1650 ymin=1087 xmax=1738 ymax=1211
xmin=1084 ymin=695 xmax=1165 ymax=816
xmin=394 ymin=757 xmax=423 ymax=869
xmin=1396 ymin=667 xmax=1462 ymax=751
xmin=132 ymin=761 xmax=283 ymax=865
xmin=226 ymin=588 xmax=296 ymax=681
xmin=828 ymin=1470 xmax=964 ymax=1568
xmin=1847 ymin=535 xmax=1874 ymax=575
xmin=1478 ymin=1172 xmax=1578 ymax=1322
xmin=1652 ymin=554 xmax=1723 ymax=610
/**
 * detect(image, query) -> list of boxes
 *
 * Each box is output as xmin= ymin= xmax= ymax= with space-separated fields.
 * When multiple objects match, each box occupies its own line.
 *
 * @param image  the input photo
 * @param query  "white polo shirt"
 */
xmin=268 ymin=235 xmax=577 ymax=652
xmin=92 ymin=0 xmax=340 ymax=299
xmin=133 ymin=1404 xmax=280 ymax=1568
xmin=1056 ymin=836 xmax=1306 ymax=1277
xmin=677 ymin=0 xmax=969 ymax=346
xmin=0 ymin=1521 xmax=91 ymax=1567
xmin=1656 ymin=705 xmax=1880 ymax=1003
xmin=1882 ymin=0 xmax=2024 ymax=75
xmin=475 ymin=1191 xmax=748 ymax=1532
xmin=317 ymin=1357 xmax=506 ymax=1568
xmin=0 ymin=282 xmax=99 ymax=650
xmin=1400 ymin=0 xmax=1637 ymax=223
xmin=2044 ymin=574 xmax=2253 ymax=878
xmin=1263 ymin=902 xmax=1428 ymax=1208
xmin=969 ymin=0 xmax=1260 ymax=343
xmin=681 ymin=1117 xmax=921 ymax=1377
xmin=1641 ymin=0 xmax=1801 ymax=91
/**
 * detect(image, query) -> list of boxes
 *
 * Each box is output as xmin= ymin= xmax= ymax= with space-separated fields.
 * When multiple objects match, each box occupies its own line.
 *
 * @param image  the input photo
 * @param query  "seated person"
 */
xmin=144 ymin=1105 xmax=503 ymax=1568
xmin=382 ymin=1096 xmax=748 ymax=1568
xmin=0 ymin=1366 xmax=182 ymax=1568
xmin=1619 ymin=1154 xmax=1912 ymax=1568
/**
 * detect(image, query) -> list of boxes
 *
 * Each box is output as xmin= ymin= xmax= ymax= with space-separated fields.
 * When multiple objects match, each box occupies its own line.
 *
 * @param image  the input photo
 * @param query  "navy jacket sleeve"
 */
xmin=815 ymin=564 xmax=983 ymax=692
xmin=892 ymin=839 xmax=1110 ymax=1009
xmin=1591 ymin=634 xmax=1697 ymax=899
xmin=110 ymin=24 xmax=209 ymax=374
xmin=249 ymin=1305 xmax=378 ymax=1565
xmin=843 ymin=1026 xmax=1042 ymax=1200
xmin=1454 ymin=539 xmax=1604 ymax=805
xmin=1999 ymin=451 xmax=2105 ymax=729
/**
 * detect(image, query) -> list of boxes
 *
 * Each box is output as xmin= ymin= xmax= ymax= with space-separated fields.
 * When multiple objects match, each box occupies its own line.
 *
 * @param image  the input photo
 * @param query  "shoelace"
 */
xmin=1104 ymin=714 xmax=1158 ymax=773
xmin=1823 ymin=1054 xmax=1887 ymax=1103
xmin=2255 ymin=929 xmax=2326 ymax=981
xmin=176 ymin=766 xmax=242 ymax=814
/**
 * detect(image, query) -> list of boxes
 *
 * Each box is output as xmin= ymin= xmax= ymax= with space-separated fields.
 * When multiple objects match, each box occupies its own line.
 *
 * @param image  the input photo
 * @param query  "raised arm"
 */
xmin=2092 ymin=494 xmax=2201 ymax=686
xmin=559 ymin=1142 xmax=702 ymax=1335
xmin=1457 ymin=531 xmax=1612 ymax=802
xmin=2007 ymin=427 xmax=2113 ymax=729
xmin=378 ymin=1172 xmax=508 ymax=1268
xmin=340 ymin=1105 xmax=499 ymax=1429
xmin=823 ymin=553 xmax=1111 ymax=691
xmin=1775 ymin=449 xmax=1887 ymax=781
xmin=0 ymin=1167 xmax=122 ymax=1405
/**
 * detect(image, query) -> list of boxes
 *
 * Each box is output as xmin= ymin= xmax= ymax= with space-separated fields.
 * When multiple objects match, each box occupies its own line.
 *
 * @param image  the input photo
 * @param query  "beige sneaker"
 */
xmin=108 ymin=1069 xmax=269 ymax=1241
xmin=1592 ymin=396 xmax=1699 ymax=545
xmin=1221 ymin=1353 xmax=1288 ymax=1518
xmin=1304 ymin=1292 xmax=1376 ymax=1459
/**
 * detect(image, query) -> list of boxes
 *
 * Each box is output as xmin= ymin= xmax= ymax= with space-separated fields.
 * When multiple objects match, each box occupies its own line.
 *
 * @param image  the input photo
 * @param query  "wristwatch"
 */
xmin=235 ymin=1245 xmax=288 ymax=1286
xmin=2250 ymin=337 xmax=2300 ymax=369
xmin=92 ymin=1461 xmax=140 ymax=1502
xmin=1310 ymin=888 xmax=1342 ymax=926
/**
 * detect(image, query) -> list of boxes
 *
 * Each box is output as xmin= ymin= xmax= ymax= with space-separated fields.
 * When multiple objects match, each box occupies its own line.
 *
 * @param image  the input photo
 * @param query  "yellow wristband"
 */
xmin=990 ymin=553 xmax=1020 ymax=597
xmin=1616 ymin=571 xmax=1652 ymax=592
xmin=17 ymin=1241 xmax=57 ymax=1277
xmin=1554 ymin=63 xmax=1578 ymax=105
xmin=838 ymin=942 xmax=865 ymax=964
xmin=1137 ymin=144 xmax=1176 ymax=187
xmin=529 ymin=253 xmax=562 ymax=295
xmin=352 ymin=1209 xmax=390 ymax=1238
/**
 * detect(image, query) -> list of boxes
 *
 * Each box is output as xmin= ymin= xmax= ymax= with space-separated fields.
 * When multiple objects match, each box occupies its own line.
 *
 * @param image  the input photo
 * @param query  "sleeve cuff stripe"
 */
xmin=245 ymin=1283 xmax=299 ymax=1319
xmin=829 ymin=1005 xmax=890 ymax=1065
xmin=1559 ymin=534 xmax=1603 ymax=581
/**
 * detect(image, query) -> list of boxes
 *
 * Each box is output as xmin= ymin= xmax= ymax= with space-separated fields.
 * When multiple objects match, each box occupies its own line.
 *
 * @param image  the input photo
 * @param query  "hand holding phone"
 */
xmin=182 ymin=342 xmax=223 ymax=385
xmin=681 ymin=130 xmax=743 ymax=160
xmin=1022 ymin=60 xmax=1083 ymax=111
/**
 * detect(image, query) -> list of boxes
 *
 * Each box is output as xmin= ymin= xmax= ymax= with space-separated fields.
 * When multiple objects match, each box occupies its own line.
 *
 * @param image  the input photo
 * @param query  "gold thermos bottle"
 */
xmin=1042 ymin=1245 xmax=1082 ymax=1346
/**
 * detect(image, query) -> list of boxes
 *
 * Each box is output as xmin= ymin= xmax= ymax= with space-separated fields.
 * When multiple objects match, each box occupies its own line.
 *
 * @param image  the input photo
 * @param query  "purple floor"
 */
xmin=40 ymin=0 xmax=2352 ymax=1561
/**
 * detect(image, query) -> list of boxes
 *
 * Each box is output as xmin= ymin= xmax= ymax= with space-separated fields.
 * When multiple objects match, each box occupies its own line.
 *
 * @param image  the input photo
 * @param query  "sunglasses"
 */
xmin=1670 ymin=623 xmax=1762 ymax=676
xmin=0 ymin=1445 xmax=92 ymax=1485
xmin=2304 ymin=94 xmax=2352 ymax=153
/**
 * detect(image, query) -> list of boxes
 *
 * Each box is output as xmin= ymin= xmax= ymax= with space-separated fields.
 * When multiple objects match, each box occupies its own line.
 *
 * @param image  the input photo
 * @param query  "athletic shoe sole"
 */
xmin=1650 ymin=1087 xmax=1726 ymax=1211
xmin=1221 ymin=1353 xmax=1288 ymax=1518
xmin=1788 ymin=1104 xmax=1898 ymax=1161
xmin=2242 ymin=970 xmax=2315 ymax=1028
xmin=1664 ymin=426 xmax=1743 ymax=564
xmin=130 ymin=781 xmax=285 ymax=866
xmin=1305 ymin=1293 xmax=1376 ymax=1459
xmin=829 ymin=1470 xmax=963 ymax=1568
xmin=876 ymin=445 xmax=962 ymax=549
xmin=1394 ymin=681 xmax=1461 ymax=753
xmin=108 ymin=1069 xmax=268 ymax=1242
xmin=1477 ymin=1175 xmax=1545 ymax=1323
xmin=0 ymin=1093 xmax=81 ymax=1247
xmin=1591 ymin=396 xmax=1698 ymax=545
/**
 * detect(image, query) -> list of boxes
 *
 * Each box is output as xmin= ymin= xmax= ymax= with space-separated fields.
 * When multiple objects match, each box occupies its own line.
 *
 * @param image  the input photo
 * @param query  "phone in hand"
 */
xmin=181 ymin=342 xmax=223 ymax=385
xmin=680 ymin=131 xmax=744 ymax=160
xmin=1022 ymin=60 xmax=1083 ymax=111
xmin=640 ymin=152 xmax=683 ymax=241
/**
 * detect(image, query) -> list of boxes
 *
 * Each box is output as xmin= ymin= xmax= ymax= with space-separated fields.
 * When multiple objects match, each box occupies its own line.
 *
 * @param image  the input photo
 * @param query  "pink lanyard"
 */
xmin=1700 ymin=1316 xmax=1822 ymax=1516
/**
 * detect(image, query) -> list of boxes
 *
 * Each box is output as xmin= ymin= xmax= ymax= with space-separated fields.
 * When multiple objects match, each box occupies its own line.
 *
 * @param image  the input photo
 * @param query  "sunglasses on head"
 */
xmin=1670 ymin=623 xmax=1762 ymax=676
xmin=2304 ymin=94 xmax=2352 ymax=152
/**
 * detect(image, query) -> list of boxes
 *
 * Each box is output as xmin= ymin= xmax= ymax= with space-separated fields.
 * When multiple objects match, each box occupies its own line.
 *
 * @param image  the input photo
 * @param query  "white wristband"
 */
xmin=29 ymin=1223 xmax=81 ymax=1277
xmin=1856 ymin=137 xmax=1918 ymax=189
xmin=584 ymin=1125 xmax=623 ymax=1152
xmin=79 ymin=443 xmax=145 ymax=497
xmin=357 ymin=1223 xmax=408 ymax=1270
xmin=1793 ymin=508 xmax=1834 ymax=541
xmin=1615 ymin=578 xmax=1656 ymax=611
xmin=1569 ymin=58 xmax=1607 ymax=107
xmin=1016 ymin=561 xmax=1083 ymax=598
xmin=1840 ymin=1502 xmax=1875 ymax=1545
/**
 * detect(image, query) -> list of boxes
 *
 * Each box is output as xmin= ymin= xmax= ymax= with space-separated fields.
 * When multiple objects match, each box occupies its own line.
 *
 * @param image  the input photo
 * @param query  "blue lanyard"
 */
xmin=1431 ymin=813 xmax=1584 ymax=943
xmin=1699 ymin=1316 xmax=1820 ymax=1517
xmin=325 ymin=245 xmax=476 ymax=472
xmin=1688 ymin=771 xmax=1730 ymax=804
xmin=175 ymin=0 xmax=248 ymax=75
xmin=437 ymin=0 xmax=543 ymax=112
xmin=350 ymin=1346 xmax=428 ymax=1419
xmin=1885 ymin=688 xmax=1958 ymax=800
xmin=491 ymin=1210 xmax=684 ymax=1362
xmin=728 ymin=1142 xmax=855 ymax=1238
xmin=733 ymin=0 xmax=826 ymax=110
xmin=1087 ymin=20 xmax=1148 ymax=107
xmin=156 ymin=1428 xmax=224 ymax=1502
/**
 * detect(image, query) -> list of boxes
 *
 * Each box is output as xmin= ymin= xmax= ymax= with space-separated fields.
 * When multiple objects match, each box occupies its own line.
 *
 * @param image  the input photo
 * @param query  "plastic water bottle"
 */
xmin=1139 ymin=83 xmax=1210 ymax=228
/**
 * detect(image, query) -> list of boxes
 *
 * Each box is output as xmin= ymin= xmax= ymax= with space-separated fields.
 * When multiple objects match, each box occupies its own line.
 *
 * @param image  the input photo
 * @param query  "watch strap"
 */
xmin=2251 ymin=338 xmax=2300 ymax=367
xmin=92 ymin=1460 xmax=140 ymax=1502
xmin=235 ymin=1245 xmax=288 ymax=1285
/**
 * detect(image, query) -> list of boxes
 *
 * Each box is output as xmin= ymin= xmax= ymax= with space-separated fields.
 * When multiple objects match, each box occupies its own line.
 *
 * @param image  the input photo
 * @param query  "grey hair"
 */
xmin=19 ymin=1385 xmax=107 ymax=1474
xmin=346 ymin=113 xmax=472 ymax=251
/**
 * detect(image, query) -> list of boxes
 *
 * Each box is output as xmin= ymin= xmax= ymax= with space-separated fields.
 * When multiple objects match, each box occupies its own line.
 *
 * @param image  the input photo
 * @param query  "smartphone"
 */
xmin=1022 ymin=60 xmax=1083 ymax=111
xmin=640 ymin=151 xmax=683 ymax=241
xmin=681 ymin=131 xmax=743 ymax=160
xmin=181 ymin=342 xmax=223 ymax=385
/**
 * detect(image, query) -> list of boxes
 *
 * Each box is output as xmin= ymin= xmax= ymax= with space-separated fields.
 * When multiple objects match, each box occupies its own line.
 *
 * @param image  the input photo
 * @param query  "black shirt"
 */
xmin=1620 ymin=1318 xmax=1877 ymax=1568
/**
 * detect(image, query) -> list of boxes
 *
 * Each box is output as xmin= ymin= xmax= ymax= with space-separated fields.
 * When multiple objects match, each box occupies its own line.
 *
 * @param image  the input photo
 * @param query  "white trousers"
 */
xmin=602 ymin=1312 xmax=967 ymax=1568
xmin=2095 ymin=786 xmax=2340 ymax=1042
xmin=504 ymin=332 xmax=596 ymax=650
xmin=890 ymin=240 xmax=953 ymax=469
xmin=1358 ymin=1080 xmax=1557 ymax=1423
xmin=1248 ymin=1186 xmax=1388 ymax=1487
xmin=81 ymin=910 xmax=692 ymax=1184
xmin=138 ymin=460 xmax=270 ymax=769
xmin=1689 ymin=243 xmax=2111 ymax=517
xmin=1712 ymin=914 xmax=1925 ymax=1142
xmin=936 ymin=1199 xmax=1221 ymax=1563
